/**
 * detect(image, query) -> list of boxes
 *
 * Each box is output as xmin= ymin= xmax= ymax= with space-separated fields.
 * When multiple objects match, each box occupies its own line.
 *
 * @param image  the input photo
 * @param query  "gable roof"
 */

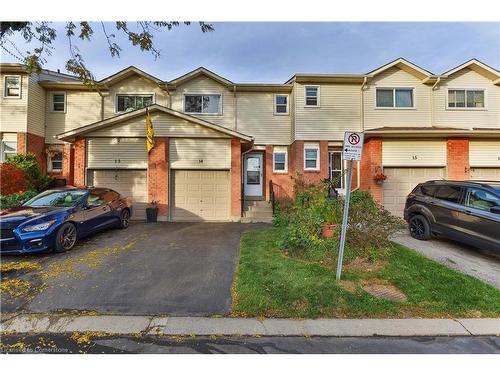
xmin=167 ymin=67 xmax=233 ymax=87
xmin=366 ymin=57 xmax=434 ymax=79
xmin=56 ymin=104 xmax=253 ymax=142
xmin=441 ymin=58 xmax=500 ymax=81
xmin=99 ymin=66 xmax=164 ymax=86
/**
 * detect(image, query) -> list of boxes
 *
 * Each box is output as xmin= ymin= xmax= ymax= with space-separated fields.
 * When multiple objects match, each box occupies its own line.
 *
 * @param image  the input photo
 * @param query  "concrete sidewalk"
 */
xmin=1 ymin=314 xmax=499 ymax=337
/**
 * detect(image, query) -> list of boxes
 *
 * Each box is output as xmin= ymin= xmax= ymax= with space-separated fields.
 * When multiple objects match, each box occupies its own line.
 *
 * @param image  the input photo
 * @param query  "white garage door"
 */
xmin=383 ymin=167 xmax=445 ymax=217
xmin=172 ymin=170 xmax=230 ymax=221
xmin=88 ymin=169 xmax=148 ymax=220
xmin=470 ymin=168 xmax=500 ymax=182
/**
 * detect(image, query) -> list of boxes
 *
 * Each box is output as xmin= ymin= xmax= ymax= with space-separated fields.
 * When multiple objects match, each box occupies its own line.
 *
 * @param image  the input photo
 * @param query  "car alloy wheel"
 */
xmin=410 ymin=218 xmax=425 ymax=237
xmin=59 ymin=224 xmax=77 ymax=250
xmin=121 ymin=210 xmax=130 ymax=228
xmin=408 ymin=214 xmax=431 ymax=240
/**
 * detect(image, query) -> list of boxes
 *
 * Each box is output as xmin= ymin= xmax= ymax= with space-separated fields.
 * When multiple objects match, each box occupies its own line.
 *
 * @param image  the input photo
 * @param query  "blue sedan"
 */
xmin=0 ymin=187 xmax=132 ymax=254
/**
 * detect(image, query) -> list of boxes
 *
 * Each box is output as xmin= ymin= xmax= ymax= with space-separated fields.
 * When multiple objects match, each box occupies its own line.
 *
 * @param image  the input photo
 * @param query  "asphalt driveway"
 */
xmin=1 ymin=222 xmax=267 ymax=316
xmin=392 ymin=232 xmax=500 ymax=289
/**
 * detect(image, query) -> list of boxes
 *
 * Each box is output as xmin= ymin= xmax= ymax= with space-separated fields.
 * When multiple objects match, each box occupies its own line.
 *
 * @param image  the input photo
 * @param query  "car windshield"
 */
xmin=23 ymin=190 xmax=87 ymax=208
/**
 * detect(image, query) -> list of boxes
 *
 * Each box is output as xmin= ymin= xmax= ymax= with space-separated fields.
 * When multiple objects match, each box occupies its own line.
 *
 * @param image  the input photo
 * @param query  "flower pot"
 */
xmin=375 ymin=180 xmax=385 ymax=185
xmin=146 ymin=207 xmax=158 ymax=223
xmin=322 ymin=223 xmax=339 ymax=239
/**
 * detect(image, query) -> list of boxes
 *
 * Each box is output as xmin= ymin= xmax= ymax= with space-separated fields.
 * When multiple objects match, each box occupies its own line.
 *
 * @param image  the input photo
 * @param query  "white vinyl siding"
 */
xmin=26 ymin=74 xmax=46 ymax=137
xmin=169 ymin=138 xmax=231 ymax=169
xmin=236 ymin=92 xmax=291 ymax=145
xmin=0 ymin=73 xmax=28 ymax=133
xmin=382 ymin=140 xmax=446 ymax=166
xmin=470 ymin=168 xmax=500 ymax=181
xmin=87 ymin=138 xmax=148 ymax=169
xmin=469 ymin=140 xmax=500 ymax=167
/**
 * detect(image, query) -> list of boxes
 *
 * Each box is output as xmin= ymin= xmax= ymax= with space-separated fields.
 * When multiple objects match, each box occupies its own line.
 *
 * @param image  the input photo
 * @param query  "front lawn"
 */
xmin=231 ymin=228 xmax=500 ymax=319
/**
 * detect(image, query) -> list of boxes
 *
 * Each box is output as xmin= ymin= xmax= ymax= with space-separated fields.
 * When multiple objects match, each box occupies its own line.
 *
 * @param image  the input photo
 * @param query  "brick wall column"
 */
xmin=231 ymin=138 xmax=242 ymax=219
xmin=447 ymin=138 xmax=469 ymax=180
xmin=147 ymin=137 xmax=169 ymax=218
xmin=359 ymin=137 xmax=383 ymax=203
xmin=73 ymin=138 xmax=86 ymax=187
xmin=62 ymin=143 xmax=75 ymax=185
xmin=16 ymin=132 xmax=46 ymax=172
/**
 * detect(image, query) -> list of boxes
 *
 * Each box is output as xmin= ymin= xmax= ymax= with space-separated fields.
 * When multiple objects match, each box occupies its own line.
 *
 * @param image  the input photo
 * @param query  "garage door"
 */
xmin=382 ymin=167 xmax=445 ymax=217
xmin=470 ymin=168 xmax=500 ymax=181
xmin=172 ymin=170 xmax=230 ymax=221
xmin=88 ymin=170 xmax=148 ymax=220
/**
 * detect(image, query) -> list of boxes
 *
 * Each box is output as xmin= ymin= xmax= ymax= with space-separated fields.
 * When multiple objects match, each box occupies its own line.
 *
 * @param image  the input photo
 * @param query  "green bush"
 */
xmin=0 ymin=190 xmax=38 ymax=209
xmin=6 ymin=153 xmax=52 ymax=192
xmin=275 ymin=179 xmax=405 ymax=265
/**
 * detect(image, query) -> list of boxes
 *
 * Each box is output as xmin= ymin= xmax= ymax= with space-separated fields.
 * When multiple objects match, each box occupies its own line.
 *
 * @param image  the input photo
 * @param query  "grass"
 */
xmin=231 ymin=228 xmax=500 ymax=319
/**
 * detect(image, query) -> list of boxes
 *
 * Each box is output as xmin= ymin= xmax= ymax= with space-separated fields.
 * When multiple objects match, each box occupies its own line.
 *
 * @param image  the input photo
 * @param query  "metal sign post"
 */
xmin=336 ymin=131 xmax=364 ymax=280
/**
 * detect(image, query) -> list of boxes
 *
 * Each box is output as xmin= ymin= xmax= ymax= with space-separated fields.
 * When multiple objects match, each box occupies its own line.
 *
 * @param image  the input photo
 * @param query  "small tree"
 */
xmin=0 ymin=163 xmax=27 ymax=195
xmin=6 ymin=153 xmax=52 ymax=192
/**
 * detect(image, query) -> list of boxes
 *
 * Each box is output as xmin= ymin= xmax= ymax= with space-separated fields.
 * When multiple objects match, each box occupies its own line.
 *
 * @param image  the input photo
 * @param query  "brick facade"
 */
xmin=359 ymin=137 xmax=383 ymax=203
xmin=17 ymin=132 xmax=46 ymax=171
xmin=148 ymin=137 xmax=169 ymax=218
xmin=447 ymin=138 xmax=470 ymax=180
xmin=230 ymin=138 xmax=242 ymax=219
xmin=73 ymin=138 xmax=86 ymax=187
xmin=291 ymin=140 xmax=329 ymax=185
xmin=264 ymin=145 xmax=294 ymax=201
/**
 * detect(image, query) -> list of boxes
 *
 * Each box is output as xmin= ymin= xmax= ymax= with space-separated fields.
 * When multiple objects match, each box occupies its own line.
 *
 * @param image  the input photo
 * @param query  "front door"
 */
xmin=244 ymin=153 xmax=263 ymax=198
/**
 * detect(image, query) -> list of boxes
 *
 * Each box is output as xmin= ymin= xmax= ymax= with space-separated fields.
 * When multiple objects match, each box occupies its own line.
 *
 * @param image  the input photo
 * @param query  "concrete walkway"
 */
xmin=1 ymin=314 xmax=499 ymax=337
xmin=392 ymin=233 xmax=500 ymax=288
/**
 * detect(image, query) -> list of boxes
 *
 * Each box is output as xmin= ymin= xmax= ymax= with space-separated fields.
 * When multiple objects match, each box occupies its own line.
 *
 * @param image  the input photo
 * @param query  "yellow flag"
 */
xmin=146 ymin=107 xmax=154 ymax=153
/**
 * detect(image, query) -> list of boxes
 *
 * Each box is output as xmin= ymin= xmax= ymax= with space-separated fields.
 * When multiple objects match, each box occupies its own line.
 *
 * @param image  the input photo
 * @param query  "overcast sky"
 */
xmin=2 ymin=22 xmax=499 ymax=83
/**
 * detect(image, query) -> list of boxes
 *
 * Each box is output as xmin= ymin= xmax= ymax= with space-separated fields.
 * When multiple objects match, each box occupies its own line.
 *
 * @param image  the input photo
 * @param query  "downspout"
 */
xmin=233 ymin=85 xmax=237 ymax=131
xmin=430 ymin=77 xmax=441 ymax=127
xmin=355 ymin=76 xmax=368 ymax=191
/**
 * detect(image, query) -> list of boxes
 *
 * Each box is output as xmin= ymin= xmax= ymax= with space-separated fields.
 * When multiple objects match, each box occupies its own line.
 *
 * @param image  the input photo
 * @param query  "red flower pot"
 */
xmin=322 ymin=224 xmax=339 ymax=239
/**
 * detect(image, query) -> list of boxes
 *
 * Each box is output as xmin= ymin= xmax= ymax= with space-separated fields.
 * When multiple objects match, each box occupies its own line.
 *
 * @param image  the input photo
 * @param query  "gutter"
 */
xmin=233 ymin=85 xmax=237 ymax=131
xmin=360 ymin=76 xmax=368 ymax=132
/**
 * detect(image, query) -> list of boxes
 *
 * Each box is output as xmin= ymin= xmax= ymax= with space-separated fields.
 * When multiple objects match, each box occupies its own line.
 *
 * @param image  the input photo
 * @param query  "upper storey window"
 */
xmin=376 ymin=88 xmax=414 ymax=108
xmin=305 ymin=86 xmax=319 ymax=107
xmin=117 ymin=95 xmax=153 ymax=112
xmin=51 ymin=93 xmax=66 ymax=112
xmin=4 ymin=76 xmax=21 ymax=98
xmin=448 ymin=89 xmax=484 ymax=109
xmin=184 ymin=94 xmax=221 ymax=114
xmin=275 ymin=94 xmax=289 ymax=114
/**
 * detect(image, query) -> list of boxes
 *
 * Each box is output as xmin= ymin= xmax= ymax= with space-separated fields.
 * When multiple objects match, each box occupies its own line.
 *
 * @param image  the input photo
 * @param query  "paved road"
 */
xmin=1 ymin=333 xmax=499 ymax=354
xmin=392 ymin=232 xmax=500 ymax=288
xmin=1 ymin=222 xmax=267 ymax=315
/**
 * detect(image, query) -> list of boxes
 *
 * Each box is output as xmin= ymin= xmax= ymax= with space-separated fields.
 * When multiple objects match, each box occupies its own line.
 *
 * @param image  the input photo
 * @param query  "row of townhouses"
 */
xmin=1 ymin=58 xmax=499 ymax=221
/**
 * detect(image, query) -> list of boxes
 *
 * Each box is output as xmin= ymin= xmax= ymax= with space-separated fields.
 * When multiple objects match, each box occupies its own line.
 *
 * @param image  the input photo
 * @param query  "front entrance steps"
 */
xmin=241 ymin=200 xmax=273 ymax=223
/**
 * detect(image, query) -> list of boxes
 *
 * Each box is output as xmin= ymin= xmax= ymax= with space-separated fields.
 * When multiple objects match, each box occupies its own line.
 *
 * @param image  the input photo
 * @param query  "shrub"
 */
xmin=0 ymin=163 xmax=27 ymax=195
xmin=275 ymin=179 xmax=405 ymax=265
xmin=0 ymin=190 xmax=37 ymax=209
xmin=6 ymin=153 xmax=52 ymax=192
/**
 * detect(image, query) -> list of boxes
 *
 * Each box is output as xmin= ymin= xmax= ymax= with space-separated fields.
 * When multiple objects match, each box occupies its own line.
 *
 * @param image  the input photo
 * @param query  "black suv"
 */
xmin=404 ymin=180 xmax=500 ymax=252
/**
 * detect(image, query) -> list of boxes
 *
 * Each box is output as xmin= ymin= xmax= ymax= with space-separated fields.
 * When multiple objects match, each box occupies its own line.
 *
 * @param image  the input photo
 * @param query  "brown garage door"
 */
xmin=383 ymin=167 xmax=445 ymax=217
xmin=172 ymin=170 xmax=230 ymax=221
xmin=88 ymin=169 xmax=148 ymax=220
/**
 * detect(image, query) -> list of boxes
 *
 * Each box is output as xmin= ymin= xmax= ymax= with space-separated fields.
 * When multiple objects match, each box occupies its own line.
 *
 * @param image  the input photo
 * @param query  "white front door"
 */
xmin=244 ymin=153 xmax=263 ymax=197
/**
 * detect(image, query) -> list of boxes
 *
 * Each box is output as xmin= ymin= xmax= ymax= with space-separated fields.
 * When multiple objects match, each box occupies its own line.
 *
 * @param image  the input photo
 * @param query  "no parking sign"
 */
xmin=343 ymin=131 xmax=364 ymax=161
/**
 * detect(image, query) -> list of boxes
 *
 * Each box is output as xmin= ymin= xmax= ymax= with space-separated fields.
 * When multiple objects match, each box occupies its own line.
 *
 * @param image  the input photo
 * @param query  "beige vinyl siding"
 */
xmin=433 ymin=69 xmax=500 ymax=129
xmin=103 ymin=75 xmax=168 ymax=119
xmin=236 ymin=92 xmax=291 ymax=145
xmin=0 ymin=73 xmax=28 ymax=132
xmin=169 ymin=138 xmax=231 ymax=169
xmin=26 ymin=74 xmax=46 ymax=137
xmin=363 ymin=67 xmax=431 ymax=129
xmin=469 ymin=140 xmax=500 ymax=167
xmin=382 ymin=140 xmax=446 ymax=166
xmin=170 ymin=75 xmax=235 ymax=130
xmin=294 ymin=83 xmax=361 ymax=140
xmin=87 ymin=138 xmax=147 ymax=169
xmin=89 ymin=112 xmax=228 ymax=138
xmin=45 ymin=90 xmax=101 ymax=144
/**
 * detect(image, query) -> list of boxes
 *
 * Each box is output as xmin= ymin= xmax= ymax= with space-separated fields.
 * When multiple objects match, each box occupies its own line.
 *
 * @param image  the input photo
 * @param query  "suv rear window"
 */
xmin=420 ymin=184 xmax=439 ymax=197
xmin=434 ymin=185 xmax=463 ymax=204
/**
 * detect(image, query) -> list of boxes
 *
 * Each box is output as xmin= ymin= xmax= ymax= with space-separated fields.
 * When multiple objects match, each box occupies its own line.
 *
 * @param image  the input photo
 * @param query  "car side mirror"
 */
xmin=490 ymin=206 xmax=500 ymax=214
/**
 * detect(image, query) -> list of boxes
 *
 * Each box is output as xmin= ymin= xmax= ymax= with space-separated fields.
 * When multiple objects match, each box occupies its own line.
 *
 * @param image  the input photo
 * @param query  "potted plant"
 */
xmin=146 ymin=200 xmax=159 ymax=223
xmin=321 ymin=205 xmax=340 ymax=239
xmin=374 ymin=167 xmax=387 ymax=185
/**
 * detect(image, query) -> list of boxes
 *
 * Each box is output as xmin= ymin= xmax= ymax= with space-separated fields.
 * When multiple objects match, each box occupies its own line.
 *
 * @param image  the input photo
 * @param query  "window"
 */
xmin=273 ymin=147 xmax=288 ymax=173
xmin=448 ymin=89 xmax=485 ymax=108
xmin=4 ymin=76 xmax=21 ymax=97
xmin=304 ymin=143 xmax=319 ymax=170
xmin=305 ymin=86 xmax=319 ymax=106
xmin=51 ymin=93 xmax=66 ymax=112
xmin=434 ymin=185 xmax=463 ymax=204
xmin=117 ymin=95 xmax=153 ymax=112
xmin=184 ymin=94 xmax=221 ymax=114
xmin=464 ymin=188 xmax=500 ymax=212
xmin=48 ymin=150 xmax=63 ymax=172
xmin=420 ymin=184 xmax=439 ymax=197
xmin=275 ymin=95 xmax=289 ymax=114
xmin=329 ymin=149 xmax=343 ymax=188
xmin=376 ymin=88 xmax=414 ymax=108
xmin=1 ymin=138 xmax=17 ymax=161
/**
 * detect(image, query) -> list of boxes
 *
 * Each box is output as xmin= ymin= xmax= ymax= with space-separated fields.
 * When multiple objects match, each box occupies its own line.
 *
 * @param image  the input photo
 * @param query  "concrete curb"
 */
xmin=1 ymin=314 xmax=499 ymax=337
